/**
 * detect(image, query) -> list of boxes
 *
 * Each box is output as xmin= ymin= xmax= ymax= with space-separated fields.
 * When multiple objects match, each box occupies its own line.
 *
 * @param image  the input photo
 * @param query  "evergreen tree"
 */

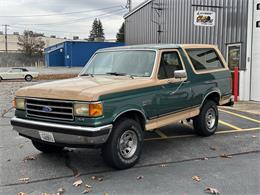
xmin=116 ymin=22 xmax=125 ymax=42
xmin=88 ymin=18 xmax=105 ymax=42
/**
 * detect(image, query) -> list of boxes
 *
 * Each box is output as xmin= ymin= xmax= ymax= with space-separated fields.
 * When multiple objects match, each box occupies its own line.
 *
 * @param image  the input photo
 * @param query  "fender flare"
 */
xmin=200 ymin=90 xmax=221 ymax=108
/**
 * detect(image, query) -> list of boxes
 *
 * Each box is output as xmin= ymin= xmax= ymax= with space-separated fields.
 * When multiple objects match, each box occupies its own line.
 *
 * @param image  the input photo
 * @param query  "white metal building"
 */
xmin=124 ymin=0 xmax=260 ymax=101
xmin=243 ymin=0 xmax=260 ymax=101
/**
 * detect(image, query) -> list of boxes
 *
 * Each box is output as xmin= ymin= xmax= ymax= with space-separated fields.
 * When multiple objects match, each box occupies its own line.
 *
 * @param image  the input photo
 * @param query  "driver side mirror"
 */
xmin=174 ymin=70 xmax=187 ymax=79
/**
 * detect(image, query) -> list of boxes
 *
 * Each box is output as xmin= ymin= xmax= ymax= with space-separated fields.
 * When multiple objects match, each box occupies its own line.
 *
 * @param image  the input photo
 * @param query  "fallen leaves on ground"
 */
xmin=220 ymin=154 xmax=232 ymax=159
xmin=201 ymin=157 xmax=209 ymax=160
xmin=18 ymin=177 xmax=29 ymax=183
xmin=23 ymin=155 xmax=36 ymax=161
xmin=136 ymin=175 xmax=144 ymax=180
xmin=209 ymin=147 xmax=216 ymax=151
xmin=82 ymin=184 xmax=92 ymax=194
xmin=205 ymin=187 xmax=220 ymax=194
xmin=18 ymin=192 xmax=27 ymax=195
xmin=56 ymin=187 xmax=65 ymax=195
xmin=192 ymin=175 xmax=201 ymax=182
xmin=74 ymin=172 xmax=81 ymax=178
xmin=18 ymin=144 xmax=24 ymax=148
xmin=91 ymin=175 xmax=104 ymax=182
xmin=104 ymin=192 xmax=109 ymax=195
xmin=73 ymin=179 xmax=83 ymax=187
xmin=252 ymin=135 xmax=256 ymax=138
xmin=41 ymin=193 xmax=50 ymax=195
xmin=160 ymin=164 xmax=167 ymax=167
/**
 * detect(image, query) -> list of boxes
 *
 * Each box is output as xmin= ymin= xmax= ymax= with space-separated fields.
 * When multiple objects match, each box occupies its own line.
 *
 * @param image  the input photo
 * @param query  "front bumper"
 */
xmin=11 ymin=117 xmax=113 ymax=146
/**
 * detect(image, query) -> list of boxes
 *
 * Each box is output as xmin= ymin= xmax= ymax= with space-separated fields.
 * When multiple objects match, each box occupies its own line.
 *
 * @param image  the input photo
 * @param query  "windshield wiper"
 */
xmin=80 ymin=73 xmax=94 ymax=77
xmin=106 ymin=72 xmax=127 ymax=76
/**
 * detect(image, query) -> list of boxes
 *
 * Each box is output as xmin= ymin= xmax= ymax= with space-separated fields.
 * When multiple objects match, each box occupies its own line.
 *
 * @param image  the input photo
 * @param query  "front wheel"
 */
xmin=25 ymin=75 xmax=33 ymax=82
xmin=193 ymin=100 xmax=218 ymax=136
xmin=32 ymin=140 xmax=64 ymax=153
xmin=102 ymin=118 xmax=144 ymax=169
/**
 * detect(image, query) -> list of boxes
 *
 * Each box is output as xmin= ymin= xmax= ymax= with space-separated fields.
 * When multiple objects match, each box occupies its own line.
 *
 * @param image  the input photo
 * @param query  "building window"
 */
xmin=185 ymin=48 xmax=224 ymax=71
xmin=257 ymin=21 xmax=260 ymax=28
xmin=257 ymin=3 xmax=260 ymax=10
xmin=227 ymin=44 xmax=241 ymax=70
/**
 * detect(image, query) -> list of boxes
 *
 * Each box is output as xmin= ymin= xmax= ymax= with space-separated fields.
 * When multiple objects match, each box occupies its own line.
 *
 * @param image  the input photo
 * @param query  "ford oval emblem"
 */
xmin=42 ymin=106 xmax=52 ymax=112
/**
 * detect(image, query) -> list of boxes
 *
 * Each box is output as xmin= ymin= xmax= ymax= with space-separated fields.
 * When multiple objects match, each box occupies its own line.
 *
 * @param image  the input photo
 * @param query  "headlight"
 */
xmin=74 ymin=102 xmax=103 ymax=117
xmin=13 ymin=97 xmax=25 ymax=110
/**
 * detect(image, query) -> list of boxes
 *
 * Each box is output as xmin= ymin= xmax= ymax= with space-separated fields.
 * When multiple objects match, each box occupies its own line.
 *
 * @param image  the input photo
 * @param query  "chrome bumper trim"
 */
xmin=11 ymin=117 xmax=113 ymax=145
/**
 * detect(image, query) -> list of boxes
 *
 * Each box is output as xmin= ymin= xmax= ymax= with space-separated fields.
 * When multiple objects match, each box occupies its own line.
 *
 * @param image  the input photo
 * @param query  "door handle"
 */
xmin=183 ymin=80 xmax=190 ymax=84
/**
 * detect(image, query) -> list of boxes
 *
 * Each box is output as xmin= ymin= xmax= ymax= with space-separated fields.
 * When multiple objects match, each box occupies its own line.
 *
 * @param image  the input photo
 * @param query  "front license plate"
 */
xmin=39 ymin=131 xmax=55 ymax=143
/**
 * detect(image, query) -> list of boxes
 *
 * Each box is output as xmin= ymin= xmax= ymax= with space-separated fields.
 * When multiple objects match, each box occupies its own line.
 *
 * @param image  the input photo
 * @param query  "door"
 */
xmin=158 ymin=50 xmax=192 ymax=116
xmin=8 ymin=69 xmax=22 ymax=79
xmin=251 ymin=0 xmax=260 ymax=101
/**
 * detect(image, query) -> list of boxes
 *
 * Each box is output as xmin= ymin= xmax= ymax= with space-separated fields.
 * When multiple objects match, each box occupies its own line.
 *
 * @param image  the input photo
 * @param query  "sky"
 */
xmin=0 ymin=0 xmax=144 ymax=40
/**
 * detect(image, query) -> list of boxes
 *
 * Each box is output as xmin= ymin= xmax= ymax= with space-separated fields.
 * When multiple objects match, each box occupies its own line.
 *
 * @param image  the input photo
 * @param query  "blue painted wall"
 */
xmin=45 ymin=41 xmax=124 ymax=67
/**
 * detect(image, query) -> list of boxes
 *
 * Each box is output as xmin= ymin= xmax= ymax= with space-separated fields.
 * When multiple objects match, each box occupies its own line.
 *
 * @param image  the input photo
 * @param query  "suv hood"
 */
xmin=16 ymin=76 xmax=155 ymax=101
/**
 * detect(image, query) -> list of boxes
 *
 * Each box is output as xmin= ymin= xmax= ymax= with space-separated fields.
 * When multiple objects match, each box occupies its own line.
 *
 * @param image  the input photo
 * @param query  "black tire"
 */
xmin=25 ymin=75 xmax=33 ymax=82
xmin=102 ymin=118 xmax=144 ymax=169
xmin=0 ymin=77 xmax=2 ymax=82
xmin=32 ymin=140 xmax=64 ymax=153
xmin=193 ymin=100 xmax=218 ymax=136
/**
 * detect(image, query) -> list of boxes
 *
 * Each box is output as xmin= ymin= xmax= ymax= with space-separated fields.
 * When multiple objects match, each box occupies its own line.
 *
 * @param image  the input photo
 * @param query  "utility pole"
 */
xmin=2 ymin=24 xmax=9 ymax=53
xmin=127 ymin=0 xmax=132 ymax=12
xmin=151 ymin=0 xmax=164 ymax=43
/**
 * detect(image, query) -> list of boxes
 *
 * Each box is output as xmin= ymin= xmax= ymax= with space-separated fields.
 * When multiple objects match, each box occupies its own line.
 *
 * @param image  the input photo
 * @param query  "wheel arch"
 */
xmin=113 ymin=109 xmax=147 ymax=131
xmin=201 ymin=90 xmax=221 ymax=107
xmin=25 ymin=74 xmax=32 ymax=78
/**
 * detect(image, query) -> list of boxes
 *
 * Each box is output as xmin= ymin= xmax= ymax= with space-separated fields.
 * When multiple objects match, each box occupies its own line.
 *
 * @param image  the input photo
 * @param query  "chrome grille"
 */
xmin=26 ymin=98 xmax=74 ymax=121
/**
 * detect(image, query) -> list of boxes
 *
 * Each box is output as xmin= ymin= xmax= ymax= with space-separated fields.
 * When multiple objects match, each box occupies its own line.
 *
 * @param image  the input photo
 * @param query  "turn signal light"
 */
xmin=89 ymin=103 xmax=103 ymax=117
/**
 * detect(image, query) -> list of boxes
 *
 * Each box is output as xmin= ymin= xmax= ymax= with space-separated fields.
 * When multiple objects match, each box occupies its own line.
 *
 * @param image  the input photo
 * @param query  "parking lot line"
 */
xmin=144 ymin=127 xmax=260 ymax=141
xmin=216 ymin=127 xmax=260 ymax=134
xmin=219 ymin=109 xmax=260 ymax=124
xmin=219 ymin=120 xmax=242 ymax=131
xmin=155 ymin=129 xmax=168 ymax=138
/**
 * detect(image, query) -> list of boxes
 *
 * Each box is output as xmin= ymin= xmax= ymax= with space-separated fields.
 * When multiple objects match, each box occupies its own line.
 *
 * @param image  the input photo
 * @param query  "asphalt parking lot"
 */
xmin=0 ymin=81 xmax=260 ymax=195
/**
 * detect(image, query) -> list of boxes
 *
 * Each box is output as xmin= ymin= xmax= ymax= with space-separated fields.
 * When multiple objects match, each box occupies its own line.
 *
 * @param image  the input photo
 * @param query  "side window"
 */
xmin=158 ymin=51 xmax=184 ymax=80
xmin=257 ymin=21 xmax=260 ymax=28
xmin=257 ymin=3 xmax=260 ymax=10
xmin=186 ymin=48 xmax=224 ymax=71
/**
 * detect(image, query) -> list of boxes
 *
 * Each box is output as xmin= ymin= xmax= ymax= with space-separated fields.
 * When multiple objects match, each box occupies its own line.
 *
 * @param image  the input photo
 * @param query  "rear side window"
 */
xmin=186 ymin=48 xmax=224 ymax=71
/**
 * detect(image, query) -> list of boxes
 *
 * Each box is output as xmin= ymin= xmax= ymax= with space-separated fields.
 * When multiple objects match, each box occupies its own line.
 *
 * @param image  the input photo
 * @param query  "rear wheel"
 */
xmin=0 ymin=77 xmax=2 ymax=82
xmin=25 ymin=75 xmax=33 ymax=82
xmin=32 ymin=140 xmax=64 ymax=153
xmin=193 ymin=100 xmax=218 ymax=136
xmin=102 ymin=118 xmax=144 ymax=169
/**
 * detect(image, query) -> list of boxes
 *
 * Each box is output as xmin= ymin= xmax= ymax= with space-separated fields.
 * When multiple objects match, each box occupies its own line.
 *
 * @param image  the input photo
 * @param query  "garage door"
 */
xmin=251 ymin=0 xmax=260 ymax=101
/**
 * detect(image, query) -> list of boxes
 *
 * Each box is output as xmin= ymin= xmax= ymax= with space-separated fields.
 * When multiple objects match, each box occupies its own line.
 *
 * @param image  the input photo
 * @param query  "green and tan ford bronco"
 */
xmin=11 ymin=44 xmax=234 ymax=169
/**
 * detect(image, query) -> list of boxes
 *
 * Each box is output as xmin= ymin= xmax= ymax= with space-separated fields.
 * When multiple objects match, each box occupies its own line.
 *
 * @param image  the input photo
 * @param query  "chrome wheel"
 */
xmin=119 ymin=130 xmax=138 ymax=159
xmin=206 ymin=108 xmax=216 ymax=129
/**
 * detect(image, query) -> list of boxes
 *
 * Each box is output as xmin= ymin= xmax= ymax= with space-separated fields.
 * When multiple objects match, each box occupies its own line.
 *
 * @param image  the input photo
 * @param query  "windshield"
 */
xmin=80 ymin=50 xmax=156 ymax=77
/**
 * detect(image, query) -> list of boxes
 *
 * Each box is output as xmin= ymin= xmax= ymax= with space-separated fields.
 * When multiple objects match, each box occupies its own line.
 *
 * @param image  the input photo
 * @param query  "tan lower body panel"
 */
xmin=219 ymin=95 xmax=232 ymax=105
xmin=145 ymin=107 xmax=200 ymax=131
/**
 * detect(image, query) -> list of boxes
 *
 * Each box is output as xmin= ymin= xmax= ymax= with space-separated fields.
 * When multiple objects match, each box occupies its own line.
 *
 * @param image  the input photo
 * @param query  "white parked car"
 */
xmin=0 ymin=68 xmax=39 ymax=82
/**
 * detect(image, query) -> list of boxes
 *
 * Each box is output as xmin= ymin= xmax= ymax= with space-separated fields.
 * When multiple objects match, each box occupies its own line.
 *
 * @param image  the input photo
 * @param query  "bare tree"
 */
xmin=18 ymin=31 xmax=45 ymax=56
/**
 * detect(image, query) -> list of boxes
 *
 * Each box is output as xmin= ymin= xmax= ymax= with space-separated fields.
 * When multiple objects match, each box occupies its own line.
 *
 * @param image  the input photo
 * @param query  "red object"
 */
xmin=234 ymin=67 xmax=239 ymax=102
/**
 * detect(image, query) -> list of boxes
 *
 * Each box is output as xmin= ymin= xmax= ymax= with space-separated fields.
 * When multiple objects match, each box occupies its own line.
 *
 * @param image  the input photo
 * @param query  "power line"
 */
xmin=9 ymin=9 xmax=126 ymax=35
xmin=14 ymin=8 xmax=127 ymax=26
xmin=2 ymin=24 xmax=10 ymax=52
xmin=0 ymin=5 xmax=123 ymax=17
